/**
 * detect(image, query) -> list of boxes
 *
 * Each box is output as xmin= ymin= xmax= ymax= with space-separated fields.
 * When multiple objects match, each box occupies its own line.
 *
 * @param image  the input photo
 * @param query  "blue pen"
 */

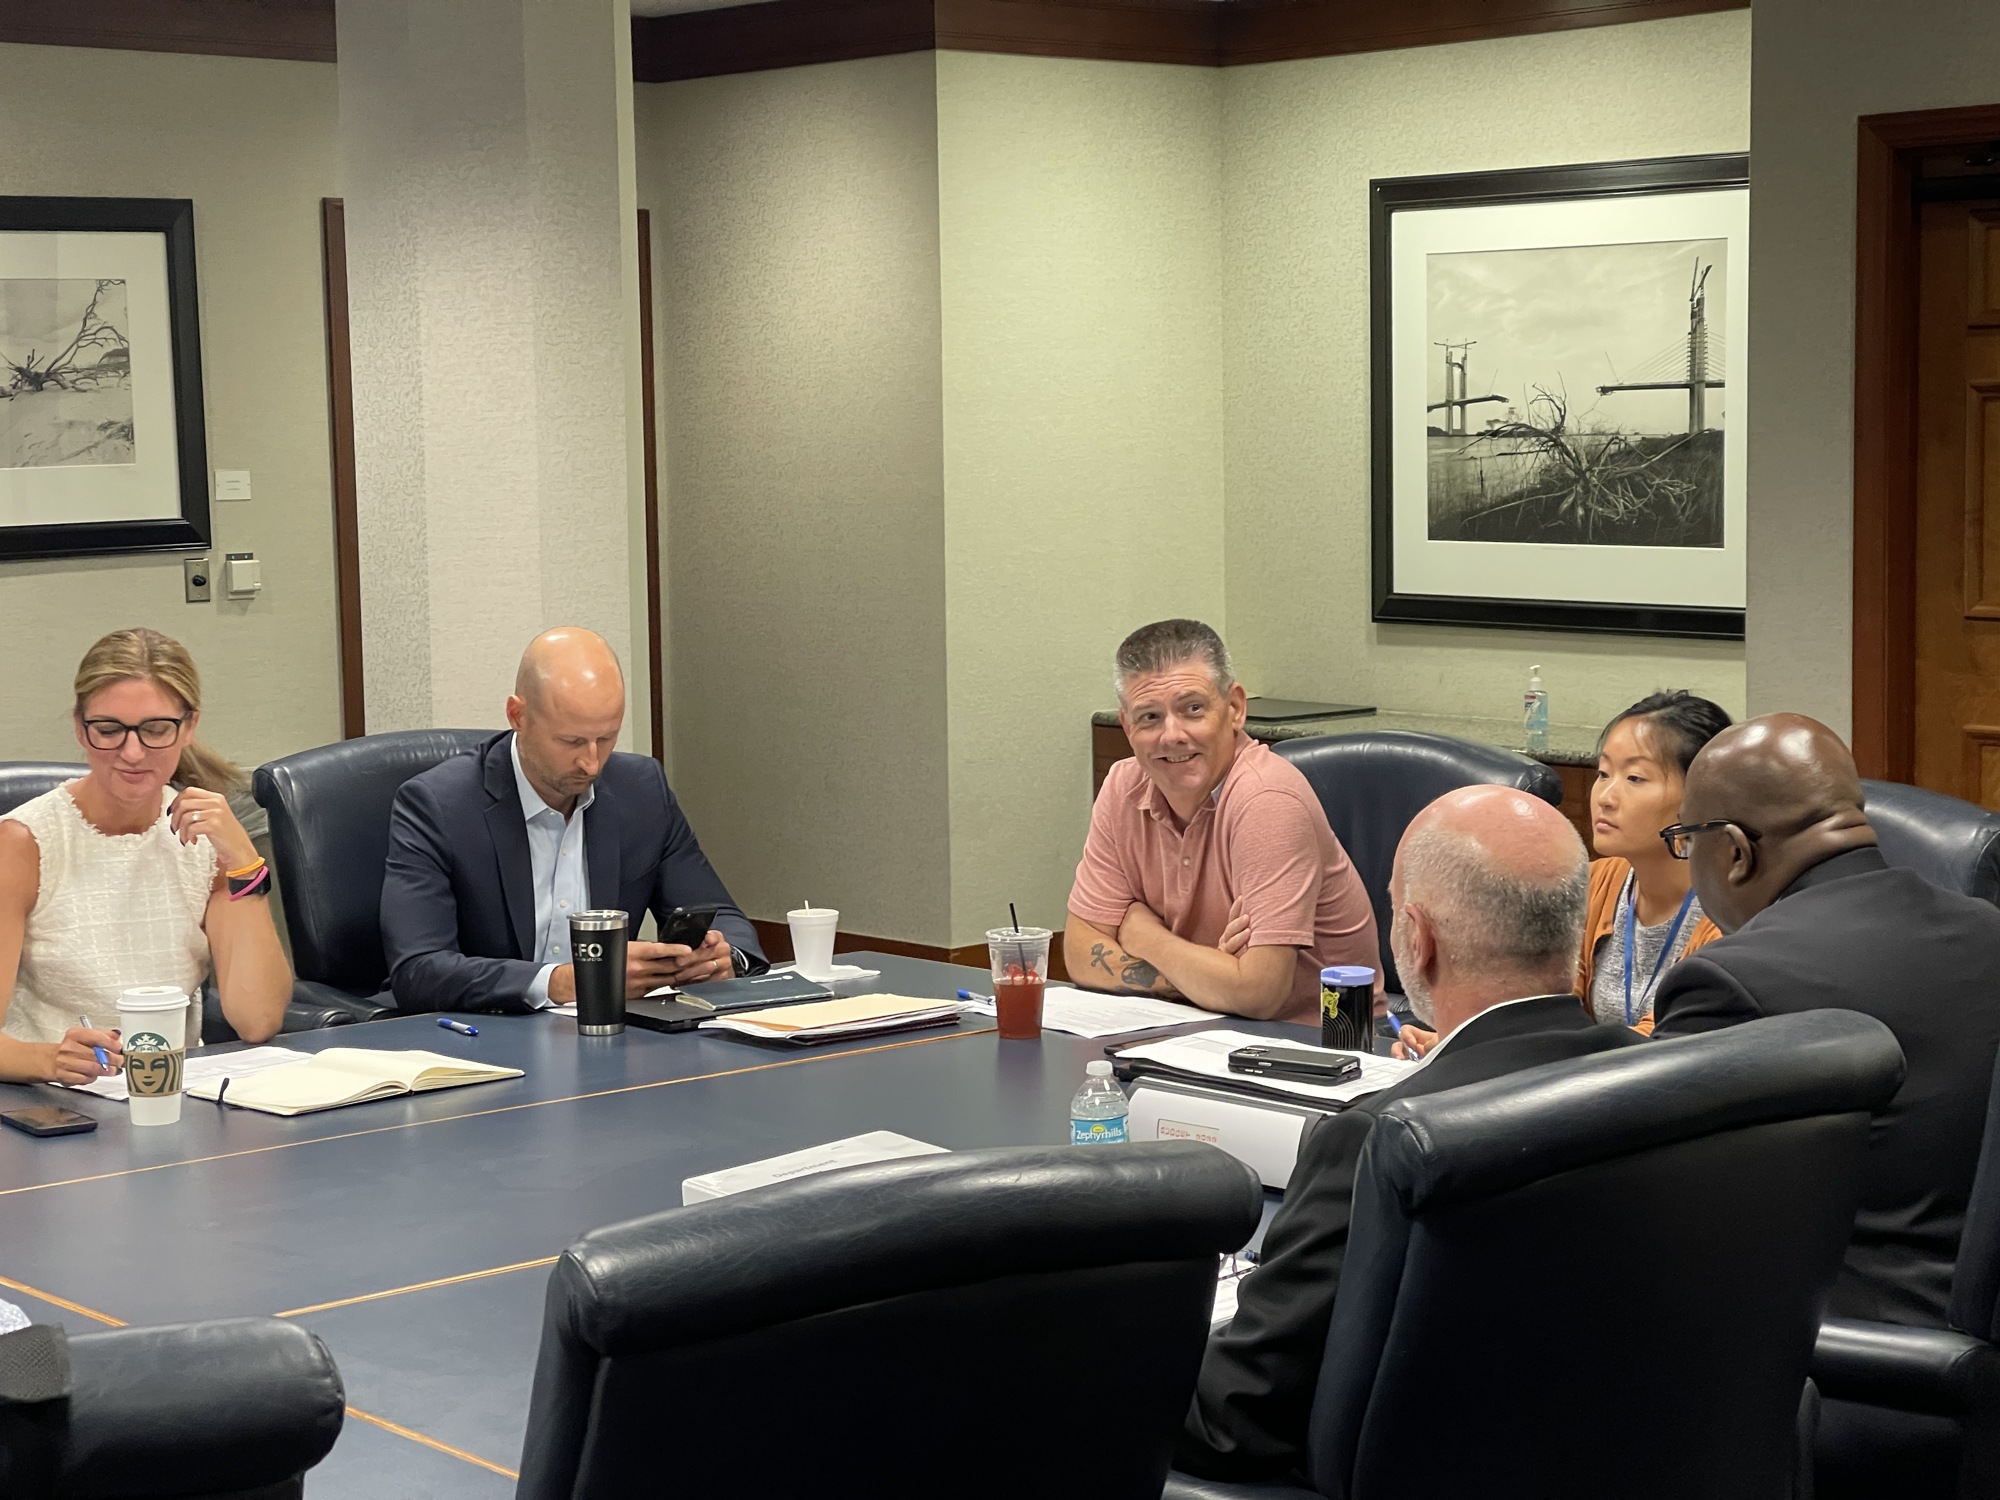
xmin=78 ymin=1014 xmax=110 ymax=1073
xmin=956 ymin=988 xmax=994 ymax=1004
xmin=437 ymin=1017 xmax=479 ymax=1037
xmin=1385 ymin=1012 xmax=1419 ymax=1059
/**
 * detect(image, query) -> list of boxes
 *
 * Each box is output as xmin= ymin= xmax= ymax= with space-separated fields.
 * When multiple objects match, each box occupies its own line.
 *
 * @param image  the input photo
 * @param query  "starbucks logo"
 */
xmin=124 ymin=1030 xmax=184 ymax=1097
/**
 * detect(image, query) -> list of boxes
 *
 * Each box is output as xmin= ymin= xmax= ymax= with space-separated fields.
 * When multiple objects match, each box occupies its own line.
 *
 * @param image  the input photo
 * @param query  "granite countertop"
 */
xmin=1090 ymin=707 xmax=1599 ymax=768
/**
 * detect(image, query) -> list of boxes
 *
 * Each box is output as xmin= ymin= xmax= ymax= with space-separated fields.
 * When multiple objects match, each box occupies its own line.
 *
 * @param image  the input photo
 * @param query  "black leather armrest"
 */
xmin=1163 ymin=1473 xmax=1324 ymax=1499
xmin=62 ymin=1320 xmax=344 ymax=1496
xmin=282 ymin=979 xmax=393 ymax=1030
xmin=1812 ymin=1317 xmax=2000 ymax=1417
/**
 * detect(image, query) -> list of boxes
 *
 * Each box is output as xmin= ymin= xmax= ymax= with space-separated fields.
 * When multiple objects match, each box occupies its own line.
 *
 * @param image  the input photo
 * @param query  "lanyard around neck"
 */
xmin=1622 ymin=874 xmax=1696 ymax=1027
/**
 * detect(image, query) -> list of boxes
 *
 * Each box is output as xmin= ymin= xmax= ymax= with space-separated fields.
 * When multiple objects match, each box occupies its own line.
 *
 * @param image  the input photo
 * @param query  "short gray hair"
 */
xmin=1399 ymin=821 xmax=1588 ymax=984
xmin=1114 ymin=619 xmax=1234 ymax=699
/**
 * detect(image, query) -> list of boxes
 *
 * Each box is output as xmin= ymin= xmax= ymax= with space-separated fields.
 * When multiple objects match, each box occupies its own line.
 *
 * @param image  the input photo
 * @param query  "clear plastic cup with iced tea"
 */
xmin=986 ymin=926 xmax=1051 ymax=1040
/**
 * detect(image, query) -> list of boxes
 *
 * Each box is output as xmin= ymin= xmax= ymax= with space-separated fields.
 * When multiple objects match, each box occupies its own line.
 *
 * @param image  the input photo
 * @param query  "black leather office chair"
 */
xmin=1272 ymin=732 xmax=1563 ymax=984
xmin=0 ymin=761 xmax=83 ymax=815
xmin=0 ymin=761 xmax=364 ymax=1040
xmin=1811 ymin=1047 xmax=2000 ymax=1500
xmin=1164 ymin=1008 xmax=1906 ymax=1500
xmin=252 ymin=729 xmax=491 ymax=1015
xmin=1861 ymin=778 xmax=2000 ymax=905
xmin=0 ymin=1317 xmax=344 ymax=1498
xmin=515 ymin=1141 xmax=1262 ymax=1499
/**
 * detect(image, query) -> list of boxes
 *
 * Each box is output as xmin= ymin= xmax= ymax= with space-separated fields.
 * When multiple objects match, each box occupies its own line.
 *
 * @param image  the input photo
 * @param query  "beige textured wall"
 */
xmin=1746 ymin=0 xmax=2000 ymax=733
xmin=639 ymin=53 xmax=953 ymax=943
xmin=339 ymin=0 xmax=639 ymax=734
xmin=1221 ymin=11 xmax=1753 ymax=733
xmin=0 ymin=43 xmax=340 ymax=768
xmin=937 ymin=51 xmax=1225 ymax=942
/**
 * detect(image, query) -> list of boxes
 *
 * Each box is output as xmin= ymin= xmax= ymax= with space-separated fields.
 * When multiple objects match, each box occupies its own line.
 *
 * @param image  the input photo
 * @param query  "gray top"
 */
xmin=1091 ymin=707 xmax=1598 ymax=768
xmin=1588 ymin=876 xmax=1706 ymax=1026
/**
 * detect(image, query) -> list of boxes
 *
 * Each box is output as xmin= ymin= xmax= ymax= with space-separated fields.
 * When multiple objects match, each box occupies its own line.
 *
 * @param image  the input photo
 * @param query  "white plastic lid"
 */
xmin=116 ymin=985 xmax=187 ymax=1012
xmin=1086 ymin=1060 xmax=1113 ymax=1077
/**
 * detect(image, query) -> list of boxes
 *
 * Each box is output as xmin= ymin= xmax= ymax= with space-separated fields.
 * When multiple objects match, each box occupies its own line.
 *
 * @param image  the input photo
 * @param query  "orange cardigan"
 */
xmin=1575 ymin=857 xmax=1722 ymax=1035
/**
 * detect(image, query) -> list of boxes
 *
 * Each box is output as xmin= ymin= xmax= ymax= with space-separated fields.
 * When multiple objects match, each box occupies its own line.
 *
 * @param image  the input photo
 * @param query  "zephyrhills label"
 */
xmin=1071 ymin=1118 xmax=1128 ymax=1146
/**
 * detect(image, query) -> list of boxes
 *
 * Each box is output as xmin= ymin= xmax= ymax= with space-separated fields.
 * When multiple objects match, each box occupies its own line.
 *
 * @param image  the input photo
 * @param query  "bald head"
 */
xmin=1677 ymin=713 xmax=1875 ymax=932
xmin=1390 ymin=785 xmax=1589 ymax=1030
xmin=506 ymin=628 xmax=626 ymax=814
xmin=515 ymin=627 xmax=624 ymax=712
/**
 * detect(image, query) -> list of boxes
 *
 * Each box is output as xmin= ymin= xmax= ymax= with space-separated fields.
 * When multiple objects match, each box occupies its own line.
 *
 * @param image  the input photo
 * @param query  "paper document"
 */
xmin=1213 ymin=1253 xmax=1252 ymax=1331
xmin=959 ymin=985 xmax=1215 ymax=1039
xmin=1117 ymin=1029 xmax=1415 ymax=1105
xmin=769 ymin=962 xmax=883 ymax=994
xmin=701 ymin=994 xmax=970 ymax=1043
xmin=682 ymin=1130 xmax=946 ymax=1204
xmin=57 ymin=1045 xmax=312 ymax=1103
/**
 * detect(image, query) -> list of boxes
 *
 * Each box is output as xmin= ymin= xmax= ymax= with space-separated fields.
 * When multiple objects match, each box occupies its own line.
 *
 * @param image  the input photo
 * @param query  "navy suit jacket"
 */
xmin=380 ymin=732 xmax=764 ymax=1014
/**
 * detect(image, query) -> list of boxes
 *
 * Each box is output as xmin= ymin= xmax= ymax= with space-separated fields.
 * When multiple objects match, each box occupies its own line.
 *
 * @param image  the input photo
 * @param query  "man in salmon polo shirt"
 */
xmin=1065 ymin=619 xmax=1378 ymax=1022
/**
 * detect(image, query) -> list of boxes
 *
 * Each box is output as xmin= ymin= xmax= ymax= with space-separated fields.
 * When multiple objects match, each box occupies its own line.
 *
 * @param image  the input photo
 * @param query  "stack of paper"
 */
xmin=1114 ymin=1029 xmax=1415 ymax=1107
xmin=701 ymin=994 xmax=971 ymax=1045
xmin=959 ymin=985 xmax=1213 ymax=1039
xmin=682 ymin=1130 xmax=946 ymax=1204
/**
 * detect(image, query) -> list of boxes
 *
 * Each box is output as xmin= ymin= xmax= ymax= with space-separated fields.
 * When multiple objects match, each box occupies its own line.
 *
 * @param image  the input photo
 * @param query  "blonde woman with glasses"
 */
xmin=0 ymin=628 xmax=290 ymax=1084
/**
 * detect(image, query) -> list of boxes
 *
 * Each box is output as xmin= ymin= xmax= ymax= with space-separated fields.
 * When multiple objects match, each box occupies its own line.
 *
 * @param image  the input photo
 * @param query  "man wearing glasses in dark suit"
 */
xmin=1653 ymin=713 xmax=2000 ymax=1328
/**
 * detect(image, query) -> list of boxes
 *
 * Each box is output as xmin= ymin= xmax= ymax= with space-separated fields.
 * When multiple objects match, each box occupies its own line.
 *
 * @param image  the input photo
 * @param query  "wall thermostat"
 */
xmin=224 ymin=552 xmax=262 ymax=599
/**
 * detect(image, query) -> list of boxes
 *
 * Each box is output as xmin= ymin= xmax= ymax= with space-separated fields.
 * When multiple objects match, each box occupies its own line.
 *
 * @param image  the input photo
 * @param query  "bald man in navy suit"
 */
xmin=381 ymin=628 xmax=763 ymax=1014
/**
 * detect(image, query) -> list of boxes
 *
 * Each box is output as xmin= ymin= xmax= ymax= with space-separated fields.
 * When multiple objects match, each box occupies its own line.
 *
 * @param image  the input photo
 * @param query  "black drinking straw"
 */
xmin=1009 ymin=902 xmax=1029 ymax=976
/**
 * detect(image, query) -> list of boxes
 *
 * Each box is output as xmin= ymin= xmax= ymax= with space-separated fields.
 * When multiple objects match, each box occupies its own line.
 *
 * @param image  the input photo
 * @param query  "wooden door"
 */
xmin=1914 ymin=198 xmax=2000 ymax=805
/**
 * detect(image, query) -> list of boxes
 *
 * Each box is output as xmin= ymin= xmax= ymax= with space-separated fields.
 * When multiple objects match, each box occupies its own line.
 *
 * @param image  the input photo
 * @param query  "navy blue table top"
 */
xmin=0 ymin=955 xmax=1305 ymax=1495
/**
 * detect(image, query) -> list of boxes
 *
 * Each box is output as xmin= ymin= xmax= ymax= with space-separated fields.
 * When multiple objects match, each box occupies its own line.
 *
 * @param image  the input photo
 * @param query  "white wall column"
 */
xmin=338 ymin=0 xmax=641 ymax=731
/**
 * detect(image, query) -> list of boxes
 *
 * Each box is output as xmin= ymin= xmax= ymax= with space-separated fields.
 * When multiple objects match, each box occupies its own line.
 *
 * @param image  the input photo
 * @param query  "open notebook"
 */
xmin=185 ymin=1048 xmax=522 ymax=1117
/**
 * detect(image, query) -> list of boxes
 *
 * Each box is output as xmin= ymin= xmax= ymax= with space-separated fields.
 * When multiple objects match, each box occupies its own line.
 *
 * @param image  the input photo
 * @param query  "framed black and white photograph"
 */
xmin=1370 ymin=155 xmax=1748 ymax=638
xmin=0 ymin=197 xmax=209 ymax=561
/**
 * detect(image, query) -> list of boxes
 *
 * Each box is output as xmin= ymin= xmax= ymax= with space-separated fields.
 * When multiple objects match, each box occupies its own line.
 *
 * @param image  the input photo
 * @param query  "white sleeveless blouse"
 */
xmin=2 ymin=784 xmax=214 ymax=1045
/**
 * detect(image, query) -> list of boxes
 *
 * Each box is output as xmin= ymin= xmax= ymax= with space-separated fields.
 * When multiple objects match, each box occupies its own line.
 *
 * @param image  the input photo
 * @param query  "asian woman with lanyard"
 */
xmin=1573 ymin=690 xmax=1733 ymax=1034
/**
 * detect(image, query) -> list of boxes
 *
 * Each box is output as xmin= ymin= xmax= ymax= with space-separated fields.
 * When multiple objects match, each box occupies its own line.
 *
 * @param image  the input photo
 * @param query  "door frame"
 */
xmin=1851 ymin=104 xmax=2000 ymax=782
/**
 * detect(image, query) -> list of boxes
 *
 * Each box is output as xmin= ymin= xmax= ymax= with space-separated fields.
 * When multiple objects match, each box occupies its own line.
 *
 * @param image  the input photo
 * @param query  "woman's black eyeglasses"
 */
xmin=1658 ymin=819 xmax=1761 ymax=860
xmin=81 ymin=715 xmax=188 ymax=751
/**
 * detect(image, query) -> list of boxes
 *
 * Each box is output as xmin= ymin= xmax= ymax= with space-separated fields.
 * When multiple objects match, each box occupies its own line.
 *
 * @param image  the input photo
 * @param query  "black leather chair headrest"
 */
xmin=553 ymin=1141 xmax=1262 ymax=1356
xmin=0 ymin=763 xmax=84 ymax=817
xmin=1373 ymin=1008 xmax=1906 ymax=1213
xmin=1861 ymin=778 xmax=2000 ymax=905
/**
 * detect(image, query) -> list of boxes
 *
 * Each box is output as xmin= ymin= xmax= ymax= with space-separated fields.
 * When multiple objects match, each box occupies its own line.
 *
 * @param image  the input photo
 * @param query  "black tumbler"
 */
xmin=570 ymin=910 xmax=629 ymax=1035
xmin=1319 ymin=965 xmax=1376 ymax=1052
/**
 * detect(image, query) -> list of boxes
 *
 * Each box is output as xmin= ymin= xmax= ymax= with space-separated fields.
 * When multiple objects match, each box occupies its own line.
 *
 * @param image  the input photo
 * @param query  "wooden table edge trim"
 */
xmin=343 ymin=1404 xmax=521 ymax=1480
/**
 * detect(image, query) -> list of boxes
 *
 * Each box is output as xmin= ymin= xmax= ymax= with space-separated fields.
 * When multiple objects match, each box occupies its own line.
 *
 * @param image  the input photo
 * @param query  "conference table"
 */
xmin=0 ymin=954 xmax=1304 ymax=1497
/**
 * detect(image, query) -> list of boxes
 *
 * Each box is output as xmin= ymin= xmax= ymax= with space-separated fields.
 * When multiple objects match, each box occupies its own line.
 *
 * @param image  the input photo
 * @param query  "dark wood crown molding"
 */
xmin=633 ymin=0 xmax=1745 ymax=83
xmin=0 ymin=0 xmax=335 ymax=64
xmin=0 ymin=0 xmax=1742 ymax=77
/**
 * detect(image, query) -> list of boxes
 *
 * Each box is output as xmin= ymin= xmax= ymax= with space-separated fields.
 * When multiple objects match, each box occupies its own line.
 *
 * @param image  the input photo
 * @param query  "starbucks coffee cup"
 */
xmin=117 ymin=985 xmax=189 ymax=1127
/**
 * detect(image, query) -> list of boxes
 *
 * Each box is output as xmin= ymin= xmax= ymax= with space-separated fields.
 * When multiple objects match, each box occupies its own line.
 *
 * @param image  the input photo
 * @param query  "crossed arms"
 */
xmin=1062 ymin=903 xmax=1300 ymax=1020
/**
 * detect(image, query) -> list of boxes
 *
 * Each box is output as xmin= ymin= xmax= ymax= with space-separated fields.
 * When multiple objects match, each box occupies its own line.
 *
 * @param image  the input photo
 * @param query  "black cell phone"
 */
xmin=2 ymin=1105 xmax=99 ymax=1138
xmin=659 ymin=904 xmax=720 ymax=949
xmin=1227 ymin=1046 xmax=1363 ymax=1085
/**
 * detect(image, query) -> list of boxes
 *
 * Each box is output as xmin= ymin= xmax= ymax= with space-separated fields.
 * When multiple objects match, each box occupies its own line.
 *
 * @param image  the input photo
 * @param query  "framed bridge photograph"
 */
xmin=1370 ymin=155 xmax=1748 ymax=639
xmin=0 ymin=197 xmax=211 ymax=561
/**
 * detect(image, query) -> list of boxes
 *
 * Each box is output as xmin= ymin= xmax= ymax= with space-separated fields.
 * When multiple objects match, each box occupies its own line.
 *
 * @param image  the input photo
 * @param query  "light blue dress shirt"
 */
xmin=512 ymin=736 xmax=596 ymax=1008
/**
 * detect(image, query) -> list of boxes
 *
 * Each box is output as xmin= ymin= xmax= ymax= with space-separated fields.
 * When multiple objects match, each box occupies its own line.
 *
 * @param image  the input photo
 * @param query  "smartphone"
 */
xmin=1 ymin=1105 xmax=99 ymax=1138
xmin=659 ymin=904 xmax=721 ymax=949
xmin=1227 ymin=1045 xmax=1363 ymax=1085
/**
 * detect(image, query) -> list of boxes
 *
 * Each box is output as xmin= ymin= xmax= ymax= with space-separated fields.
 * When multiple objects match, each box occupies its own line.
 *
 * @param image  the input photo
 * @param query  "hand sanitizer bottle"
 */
xmin=1524 ymin=665 xmax=1550 ymax=756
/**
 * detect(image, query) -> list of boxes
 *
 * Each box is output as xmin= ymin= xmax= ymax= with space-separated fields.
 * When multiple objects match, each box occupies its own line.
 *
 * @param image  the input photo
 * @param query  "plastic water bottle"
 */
xmin=1523 ymin=664 xmax=1550 ymax=756
xmin=1070 ymin=1060 xmax=1129 ymax=1145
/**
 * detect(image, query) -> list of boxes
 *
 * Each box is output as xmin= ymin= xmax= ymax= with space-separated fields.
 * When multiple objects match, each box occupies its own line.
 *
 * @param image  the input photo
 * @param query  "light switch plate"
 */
xmin=214 ymin=469 xmax=252 ymax=501
xmin=183 ymin=556 xmax=212 ymax=604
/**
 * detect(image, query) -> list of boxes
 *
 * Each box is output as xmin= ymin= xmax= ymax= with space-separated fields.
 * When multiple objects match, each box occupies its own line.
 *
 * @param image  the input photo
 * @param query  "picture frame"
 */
xmin=1370 ymin=155 xmax=1749 ymax=639
xmin=0 ymin=197 xmax=210 ymax=561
